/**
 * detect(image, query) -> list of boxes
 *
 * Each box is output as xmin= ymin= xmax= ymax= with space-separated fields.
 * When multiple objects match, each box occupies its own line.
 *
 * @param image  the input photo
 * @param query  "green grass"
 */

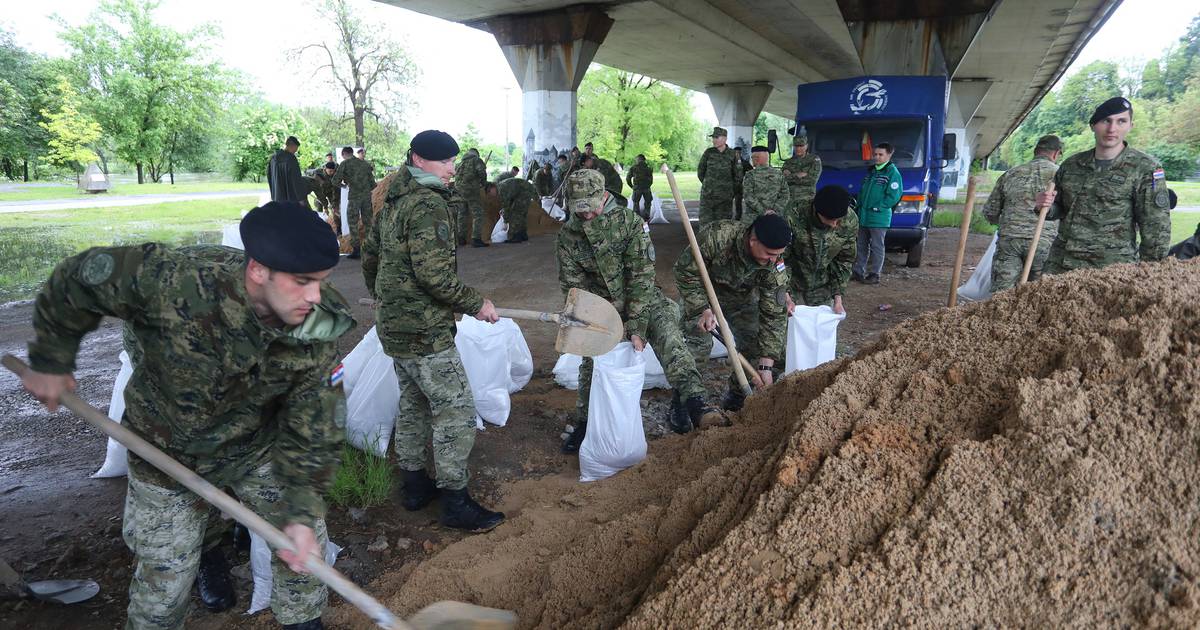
xmin=932 ymin=204 xmax=998 ymax=235
xmin=650 ymin=170 xmax=701 ymax=201
xmin=1172 ymin=212 xmax=1198 ymax=244
xmin=1171 ymin=181 xmax=1200 ymax=207
xmin=328 ymin=442 xmax=395 ymax=509
xmin=0 ymin=196 xmax=256 ymax=303
xmin=0 ymin=181 xmax=266 ymax=202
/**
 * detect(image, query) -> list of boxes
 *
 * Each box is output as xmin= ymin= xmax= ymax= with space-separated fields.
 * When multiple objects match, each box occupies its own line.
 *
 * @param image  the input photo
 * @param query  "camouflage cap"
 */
xmin=793 ymin=135 xmax=808 ymax=146
xmin=566 ymin=169 xmax=606 ymax=214
xmin=709 ymin=126 xmax=727 ymax=137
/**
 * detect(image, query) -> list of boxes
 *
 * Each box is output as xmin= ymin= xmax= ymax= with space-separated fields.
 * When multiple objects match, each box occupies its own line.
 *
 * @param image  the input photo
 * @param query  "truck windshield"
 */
xmin=805 ymin=120 xmax=926 ymax=170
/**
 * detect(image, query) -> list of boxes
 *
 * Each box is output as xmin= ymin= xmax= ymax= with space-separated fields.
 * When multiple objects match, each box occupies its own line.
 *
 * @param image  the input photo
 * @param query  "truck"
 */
xmin=789 ymin=75 xmax=958 ymax=268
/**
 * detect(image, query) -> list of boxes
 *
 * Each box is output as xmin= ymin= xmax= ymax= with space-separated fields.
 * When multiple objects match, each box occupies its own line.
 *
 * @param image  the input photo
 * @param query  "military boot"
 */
xmin=347 ymin=247 xmax=361 ymax=259
xmin=282 ymin=619 xmax=324 ymax=630
xmin=472 ymin=238 xmax=489 ymax=248
xmin=721 ymin=387 xmax=746 ymax=412
xmin=401 ymin=469 xmax=438 ymax=512
xmin=440 ymin=489 xmax=505 ymax=533
xmin=561 ymin=421 xmax=587 ymax=454
xmin=195 ymin=547 xmax=236 ymax=612
xmin=667 ymin=391 xmax=692 ymax=434
xmin=686 ymin=396 xmax=718 ymax=430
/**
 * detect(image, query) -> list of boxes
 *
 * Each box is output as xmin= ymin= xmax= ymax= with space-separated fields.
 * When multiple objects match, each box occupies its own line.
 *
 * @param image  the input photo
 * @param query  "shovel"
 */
xmin=0 ymin=557 xmax=99 ymax=605
xmin=3 ymin=355 xmax=515 ymax=630
xmin=360 ymin=288 xmax=624 ymax=357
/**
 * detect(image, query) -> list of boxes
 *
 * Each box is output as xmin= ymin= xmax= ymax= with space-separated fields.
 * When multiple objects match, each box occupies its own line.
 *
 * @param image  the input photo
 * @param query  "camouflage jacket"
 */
xmin=595 ymin=157 xmax=624 ymax=196
xmin=785 ymin=206 xmax=858 ymax=305
xmin=1046 ymin=143 xmax=1172 ymax=265
xmin=673 ymin=220 xmax=789 ymax=362
xmin=364 ymin=165 xmax=483 ymax=358
xmin=310 ymin=171 xmax=337 ymax=210
xmin=781 ymin=153 xmax=822 ymax=210
xmin=983 ymin=156 xmax=1059 ymax=242
xmin=331 ymin=156 xmax=376 ymax=202
xmin=741 ymin=166 xmax=790 ymax=222
xmin=498 ymin=176 xmax=538 ymax=209
xmin=534 ymin=169 xmax=554 ymax=197
xmin=697 ymin=147 xmax=742 ymax=199
xmin=454 ymin=153 xmax=487 ymax=198
xmin=28 ymin=244 xmax=355 ymax=526
xmin=626 ymin=162 xmax=653 ymax=190
xmin=556 ymin=196 xmax=657 ymax=339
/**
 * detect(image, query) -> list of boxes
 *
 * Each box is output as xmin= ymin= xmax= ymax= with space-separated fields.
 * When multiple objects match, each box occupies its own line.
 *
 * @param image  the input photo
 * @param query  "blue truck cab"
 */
xmin=793 ymin=76 xmax=957 ymax=267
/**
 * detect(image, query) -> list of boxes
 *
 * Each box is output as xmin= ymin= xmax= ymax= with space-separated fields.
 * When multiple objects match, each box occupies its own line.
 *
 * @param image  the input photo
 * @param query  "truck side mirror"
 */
xmin=767 ymin=129 xmax=778 ymax=154
xmin=942 ymin=133 xmax=958 ymax=161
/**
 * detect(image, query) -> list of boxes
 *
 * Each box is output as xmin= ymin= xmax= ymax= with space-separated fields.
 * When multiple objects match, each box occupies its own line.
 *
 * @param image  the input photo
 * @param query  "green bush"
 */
xmin=1145 ymin=144 xmax=1198 ymax=181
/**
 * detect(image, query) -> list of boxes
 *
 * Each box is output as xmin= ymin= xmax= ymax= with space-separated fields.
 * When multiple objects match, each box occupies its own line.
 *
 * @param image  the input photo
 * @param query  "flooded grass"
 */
xmin=0 ymin=197 xmax=257 ymax=304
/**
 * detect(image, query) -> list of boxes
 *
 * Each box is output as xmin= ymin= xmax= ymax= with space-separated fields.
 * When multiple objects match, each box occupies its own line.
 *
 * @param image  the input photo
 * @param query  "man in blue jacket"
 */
xmin=852 ymin=143 xmax=903 ymax=284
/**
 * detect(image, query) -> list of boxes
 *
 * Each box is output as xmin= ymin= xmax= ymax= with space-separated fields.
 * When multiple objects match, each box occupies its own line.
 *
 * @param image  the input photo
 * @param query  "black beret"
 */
xmin=324 ymin=161 xmax=337 ymax=170
xmin=410 ymin=130 xmax=459 ymax=161
xmin=285 ymin=136 xmax=300 ymax=146
xmin=751 ymin=213 xmax=793 ymax=249
xmin=240 ymin=201 xmax=340 ymax=273
xmin=751 ymin=145 xmax=769 ymax=153
xmin=813 ymin=185 xmax=851 ymax=219
xmin=1089 ymin=97 xmax=1131 ymax=126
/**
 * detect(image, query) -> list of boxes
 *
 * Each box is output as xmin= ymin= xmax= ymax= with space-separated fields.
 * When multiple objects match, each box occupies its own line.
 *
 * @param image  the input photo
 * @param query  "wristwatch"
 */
xmin=758 ymin=363 xmax=772 ymax=372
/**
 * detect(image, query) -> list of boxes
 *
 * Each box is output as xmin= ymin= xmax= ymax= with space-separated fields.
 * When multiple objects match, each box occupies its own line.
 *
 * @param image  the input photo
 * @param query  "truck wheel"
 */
xmin=906 ymin=237 xmax=925 ymax=268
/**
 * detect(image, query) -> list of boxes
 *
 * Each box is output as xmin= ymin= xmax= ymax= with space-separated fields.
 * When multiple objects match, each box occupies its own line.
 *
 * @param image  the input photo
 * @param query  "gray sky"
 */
xmin=3 ymin=0 xmax=1195 ymax=145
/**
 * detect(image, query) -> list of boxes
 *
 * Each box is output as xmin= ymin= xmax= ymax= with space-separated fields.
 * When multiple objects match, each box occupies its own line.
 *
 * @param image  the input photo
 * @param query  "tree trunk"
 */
xmin=23 ymin=159 xmax=29 ymax=182
xmin=169 ymin=168 xmax=174 ymax=185
xmin=136 ymin=162 xmax=144 ymax=184
xmin=354 ymin=105 xmax=365 ymax=147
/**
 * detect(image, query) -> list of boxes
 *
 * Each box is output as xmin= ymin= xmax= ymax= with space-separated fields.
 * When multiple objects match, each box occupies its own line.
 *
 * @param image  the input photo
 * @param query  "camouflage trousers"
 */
xmin=458 ymin=194 xmax=485 ymax=242
xmin=123 ymin=463 xmax=328 ymax=629
xmin=991 ymin=235 xmax=1052 ymax=292
xmin=347 ymin=196 xmax=373 ymax=249
xmin=631 ymin=189 xmax=652 ymax=220
xmin=448 ymin=197 xmax=468 ymax=245
xmin=503 ymin=198 xmax=529 ymax=238
xmin=576 ymin=297 xmax=706 ymax=420
xmin=683 ymin=290 xmax=768 ymax=390
xmin=392 ymin=346 xmax=477 ymax=490
xmin=698 ymin=192 xmax=734 ymax=225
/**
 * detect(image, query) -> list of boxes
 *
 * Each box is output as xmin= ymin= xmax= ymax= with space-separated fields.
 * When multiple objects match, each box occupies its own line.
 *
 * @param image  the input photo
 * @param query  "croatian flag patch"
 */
xmin=330 ymin=363 xmax=345 ymax=386
xmin=1153 ymin=168 xmax=1165 ymax=180
xmin=775 ymin=260 xmax=786 ymax=272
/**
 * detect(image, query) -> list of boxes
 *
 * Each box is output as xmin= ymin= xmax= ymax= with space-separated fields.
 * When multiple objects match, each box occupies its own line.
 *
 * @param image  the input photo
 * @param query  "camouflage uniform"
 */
xmin=697 ymin=146 xmax=742 ymax=224
xmin=781 ymin=150 xmax=822 ymax=218
xmin=534 ymin=167 xmax=554 ymax=197
xmin=1043 ymin=143 xmax=1172 ymax=274
xmin=498 ymin=176 xmax=538 ymax=238
xmin=28 ymin=244 xmax=354 ymax=628
xmin=982 ymin=155 xmax=1059 ymax=290
xmin=785 ymin=206 xmax=858 ymax=305
xmin=363 ymin=165 xmax=484 ymax=490
xmin=331 ymin=156 xmax=377 ymax=249
xmin=556 ymin=182 xmax=706 ymax=419
xmin=626 ymin=161 xmax=654 ymax=219
xmin=310 ymin=171 xmax=337 ymax=215
xmin=740 ymin=165 xmax=790 ymax=223
xmin=454 ymin=152 xmax=488 ymax=242
xmin=673 ymin=220 xmax=790 ymax=386
xmin=447 ymin=185 xmax=469 ymax=245
xmin=594 ymin=157 xmax=627 ymax=207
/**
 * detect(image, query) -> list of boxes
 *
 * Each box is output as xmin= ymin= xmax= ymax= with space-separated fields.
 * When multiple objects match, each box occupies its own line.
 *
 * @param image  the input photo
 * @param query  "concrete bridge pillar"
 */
xmin=487 ymin=6 xmax=613 ymax=170
xmin=705 ymin=83 xmax=773 ymax=154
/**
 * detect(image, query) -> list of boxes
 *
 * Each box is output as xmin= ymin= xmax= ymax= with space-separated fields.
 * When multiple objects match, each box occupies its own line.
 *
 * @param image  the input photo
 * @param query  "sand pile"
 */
xmin=334 ymin=260 xmax=1200 ymax=629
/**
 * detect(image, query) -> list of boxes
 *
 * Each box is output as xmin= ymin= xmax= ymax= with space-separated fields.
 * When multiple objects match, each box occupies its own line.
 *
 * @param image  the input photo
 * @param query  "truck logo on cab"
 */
xmin=850 ymin=79 xmax=888 ymax=114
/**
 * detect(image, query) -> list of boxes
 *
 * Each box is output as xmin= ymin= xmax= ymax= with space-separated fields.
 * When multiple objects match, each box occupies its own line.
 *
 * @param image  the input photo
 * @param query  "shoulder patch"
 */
xmin=80 ymin=252 xmax=115 ymax=285
xmin=889 ymin=182 xmax=899 ymax=190
xmin=330 ymin=362 xmax=345 ymax=386
xmin=436 ymin=223 xmax=450 ymax=242
xmin=775 ymin=260 xmax=786 ymax=272
xmin=643 ymin=221 xmax=650 ymax=234
xmin=1155 ymin=189 xmax=1170 ymax=209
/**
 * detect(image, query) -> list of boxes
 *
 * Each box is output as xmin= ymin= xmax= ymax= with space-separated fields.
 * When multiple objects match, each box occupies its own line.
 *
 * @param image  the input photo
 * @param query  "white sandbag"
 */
xmin=709 ymin=335 xmax=728 ymax=359
xmin=784 ymin=305 xmax=846 ymax=375
xmin=247 ymin=532 xmax=341 ymax=615
xmin=339 ymin=189 xmax=350 ymax=235
xmin=957 ymin=233 xmax=999 ymax=303
xmin=454 ymin=317 xmax=531 ymax=427
xmin=552 ymin=346 xmax=668 ymax=391
xmin=579 ymin=343 xmax=647 ymax=482
xmin=220 ymin=224 xmax=244 ymax=250
xmin=639 ymin=344 xmax=670 ymax=390
xmin=541 ymin=196 xmax=566 ymax=221
xmin=491 ymin=218 xmax=508 ymax=243
xmin=92 ymin=351 xmax=134 ymax=478
xmin=648 ymin=198 xmax=669 ymax=224
xmin=342 ymin=327 xmax=399 ymax=455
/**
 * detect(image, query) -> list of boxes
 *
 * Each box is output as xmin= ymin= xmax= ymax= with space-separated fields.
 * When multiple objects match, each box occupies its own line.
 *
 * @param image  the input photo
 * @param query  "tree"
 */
xmin=292 ymin=0 xmax=420 ymax=148
xmin=1140 ymin=59 xmax=1166 ymax=100
xmin=39 ymin=77 xmax=102 ymax=179
xmin=58 ymin=0 xmax=229 ymax=183
xmin=0 ymin=28 xmax=57 ymax=181
xmin=577 ymin=65 xmax=705 ymax=168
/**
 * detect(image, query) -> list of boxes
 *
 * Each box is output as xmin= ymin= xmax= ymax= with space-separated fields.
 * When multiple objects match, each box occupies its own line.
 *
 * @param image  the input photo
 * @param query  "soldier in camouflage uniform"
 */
xmin=697 ymin=127 xmax=743 ymax=225
xmin=781 ymin=135 xmax=822 ymax=220
xmin=556 ymin=170 xmax=716 ymax=448
xmin=497 ymin=175 xmax=538 ymax=243
xmin=497 ymin=166 xmax=519 ymax=182
xmin=983 ymin=135 xmax=1063 ymax=291
xmin=362 ymin=130 xmax=504 ymax=533
xmin=1035 ymin=98 xmax=1172 ymax=275
xmin=18 ymin=202 xmax=354 ymax=630
xmin=733 ymin=147 xmax=749 ymax=220
xmin=534 ymin=161 xmax=554 ymax=197
xmin=455 ymin=148 xmax=489 ymax=248
xmin=331 ymin=146 xmax=376 ymax=258
xmin=740 ymin=146 xmax=790 ymax=223
xmin=784 ymin=186 xmax=857 ymax=313
xmin=674 ymin=215 xmax=792 ymax=411
xmin=447 ymin=183 xmax=469 ymax=246
xmin=310 ymin=162 xmax=338 ymax=217
xmin=625 ymin=154 xmax=654 ymax=220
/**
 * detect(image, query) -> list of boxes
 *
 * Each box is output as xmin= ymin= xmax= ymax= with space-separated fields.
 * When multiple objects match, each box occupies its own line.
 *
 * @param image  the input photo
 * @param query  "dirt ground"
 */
xmin=0 ymin=205 xmax=989 ymax=628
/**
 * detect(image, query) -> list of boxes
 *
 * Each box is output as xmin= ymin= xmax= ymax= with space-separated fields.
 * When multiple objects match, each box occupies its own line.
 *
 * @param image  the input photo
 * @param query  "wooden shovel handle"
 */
xmin=494 ymin=308 xmax=559 ymax=323
xmin=1 ymin=355 xmax=410 ymax=630
xmin=1019 ymin=182 xmax=1056 ymax=286
xmin=711 ymin=330 xmax=765 ymax=388
xmin=948 ymin=176 xmax=978 ymax=308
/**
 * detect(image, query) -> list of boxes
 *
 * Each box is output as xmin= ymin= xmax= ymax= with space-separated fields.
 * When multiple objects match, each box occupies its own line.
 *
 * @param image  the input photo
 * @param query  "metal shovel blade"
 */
xmin=556 ymin=288 xmax=624 ymax=357
xmin=25 ymin=579 xmax=100 ymax=604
